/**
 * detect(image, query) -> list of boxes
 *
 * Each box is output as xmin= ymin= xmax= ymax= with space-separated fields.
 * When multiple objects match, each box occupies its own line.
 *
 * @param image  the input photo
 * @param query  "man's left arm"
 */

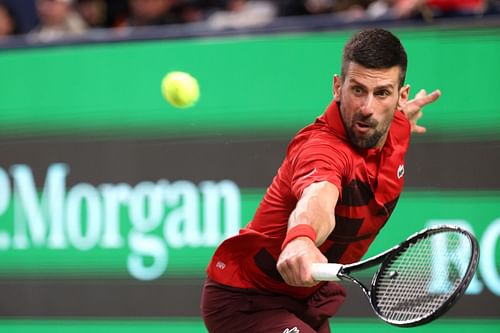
xmin=400 ymin=87 xmax=441 ymax=134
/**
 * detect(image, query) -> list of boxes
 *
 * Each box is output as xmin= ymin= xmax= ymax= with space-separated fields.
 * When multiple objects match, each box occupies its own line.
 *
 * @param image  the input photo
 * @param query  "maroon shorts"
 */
xmin=201 ymin=279 xmax=346 ymax=333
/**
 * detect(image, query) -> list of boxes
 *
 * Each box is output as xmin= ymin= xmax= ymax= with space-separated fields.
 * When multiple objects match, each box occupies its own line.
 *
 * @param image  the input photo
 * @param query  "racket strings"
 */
xmin=373 ymin=232 xmax=471 ymax=324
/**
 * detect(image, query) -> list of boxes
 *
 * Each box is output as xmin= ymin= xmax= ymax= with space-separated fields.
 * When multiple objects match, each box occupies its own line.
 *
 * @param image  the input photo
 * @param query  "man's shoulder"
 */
xmin=284 ymin=126 xmax=354 ymax=175
xmin=290 ymin=123 xmax=350 ymax=151
xmin=392 ymin=110 xmax=411 ymax=136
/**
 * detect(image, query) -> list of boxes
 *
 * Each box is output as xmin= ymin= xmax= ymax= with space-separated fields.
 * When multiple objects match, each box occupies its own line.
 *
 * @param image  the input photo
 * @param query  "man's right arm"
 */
xmin=276 ymin=181 xmax=339 ymax=287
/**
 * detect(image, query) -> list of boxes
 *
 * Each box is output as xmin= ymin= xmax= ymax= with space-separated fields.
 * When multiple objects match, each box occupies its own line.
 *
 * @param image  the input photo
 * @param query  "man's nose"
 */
xmin=360 ymin=95 xmax=375 ymax=117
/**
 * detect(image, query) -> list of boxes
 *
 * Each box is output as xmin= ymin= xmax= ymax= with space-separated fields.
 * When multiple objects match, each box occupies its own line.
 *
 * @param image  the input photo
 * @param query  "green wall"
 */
xmin=0 ymin=27 xmax=499 ymax=140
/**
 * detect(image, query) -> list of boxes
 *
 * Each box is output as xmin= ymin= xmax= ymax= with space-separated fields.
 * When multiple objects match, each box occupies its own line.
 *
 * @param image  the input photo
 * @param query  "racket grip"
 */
xmin=311 ymin=263 xmax=343 ymax=281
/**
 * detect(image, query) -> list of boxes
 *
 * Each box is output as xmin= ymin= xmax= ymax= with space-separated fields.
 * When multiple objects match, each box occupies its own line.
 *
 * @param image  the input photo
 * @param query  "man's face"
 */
xmin=0 ymin=6 xmax=15 ymax=36
xmin=37 ymin=0 xmax=71 ymax=26
xmin=130 ymin=0 xmax=172 ymax=20
xmin=334 ymin=62 xmax=408 ymax=149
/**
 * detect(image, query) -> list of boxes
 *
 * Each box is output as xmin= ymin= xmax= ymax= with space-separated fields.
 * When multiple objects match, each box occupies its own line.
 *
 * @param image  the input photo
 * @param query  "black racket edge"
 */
xmin=369 ymin=225 xmax=480 ymax=327
xmin=333 ymin=229 xmax=429 ymax=295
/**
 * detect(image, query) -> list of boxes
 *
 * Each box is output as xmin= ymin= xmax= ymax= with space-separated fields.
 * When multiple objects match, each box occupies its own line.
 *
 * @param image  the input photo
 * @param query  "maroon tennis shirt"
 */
xmin=207 ymin=101 xmax=411 ymax=299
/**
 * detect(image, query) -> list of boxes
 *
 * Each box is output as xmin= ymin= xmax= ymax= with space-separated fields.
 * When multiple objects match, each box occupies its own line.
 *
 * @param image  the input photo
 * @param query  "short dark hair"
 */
xmin=341 ymin=28 xmax=408 ymax=87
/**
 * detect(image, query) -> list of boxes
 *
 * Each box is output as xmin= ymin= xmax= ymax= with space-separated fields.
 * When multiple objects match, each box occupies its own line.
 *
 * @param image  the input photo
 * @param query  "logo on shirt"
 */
xmin=397 ymin=164 xmax=405 ymax=179
xmin=215 ymin=261 xmax=226 ymax=270
xmin=283 ymin=327 xmax=300 ymax=333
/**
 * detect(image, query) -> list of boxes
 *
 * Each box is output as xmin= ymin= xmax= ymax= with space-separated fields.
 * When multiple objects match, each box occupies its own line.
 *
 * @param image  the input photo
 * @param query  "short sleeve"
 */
xmin=290 ymin=136 xmax=350 ymax=200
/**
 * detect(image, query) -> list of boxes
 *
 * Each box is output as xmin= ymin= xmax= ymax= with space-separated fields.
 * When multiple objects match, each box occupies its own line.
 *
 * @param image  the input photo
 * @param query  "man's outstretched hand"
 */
xmin=401 ymin=88 xmax=441 ymax=134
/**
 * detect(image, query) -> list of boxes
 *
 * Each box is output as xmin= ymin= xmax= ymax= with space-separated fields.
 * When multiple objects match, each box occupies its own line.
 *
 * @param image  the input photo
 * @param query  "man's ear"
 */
xmin=398 ymin=84 xmax=410 ymax=109
xmin=333 ymin=75 xmax=342 ymax=102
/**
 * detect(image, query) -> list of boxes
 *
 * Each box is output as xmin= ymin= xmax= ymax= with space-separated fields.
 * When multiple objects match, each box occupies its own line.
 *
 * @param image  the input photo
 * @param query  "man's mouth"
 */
xmin=354 ymin=121 xmax=373 ymax=134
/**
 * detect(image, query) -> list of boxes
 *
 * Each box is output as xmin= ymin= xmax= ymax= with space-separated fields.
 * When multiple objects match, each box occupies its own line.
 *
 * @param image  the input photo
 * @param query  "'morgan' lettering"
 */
xmin=0 ymin=163 xmax=242 ymax=280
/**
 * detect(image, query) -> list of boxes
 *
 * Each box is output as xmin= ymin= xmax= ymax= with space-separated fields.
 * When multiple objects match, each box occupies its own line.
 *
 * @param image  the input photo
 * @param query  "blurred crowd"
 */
xmin=0 ymin=0 xmax=499 ymax=42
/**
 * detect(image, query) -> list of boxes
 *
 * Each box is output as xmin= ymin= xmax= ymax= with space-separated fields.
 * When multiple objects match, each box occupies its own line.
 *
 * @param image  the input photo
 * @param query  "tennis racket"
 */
xmin=311 ymin=225 xmax=479 ymax=327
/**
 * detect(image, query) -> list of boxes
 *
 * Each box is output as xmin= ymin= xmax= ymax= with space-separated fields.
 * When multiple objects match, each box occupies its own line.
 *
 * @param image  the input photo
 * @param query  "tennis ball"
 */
xmin=161 ymin=71 xmax=200 ymax=108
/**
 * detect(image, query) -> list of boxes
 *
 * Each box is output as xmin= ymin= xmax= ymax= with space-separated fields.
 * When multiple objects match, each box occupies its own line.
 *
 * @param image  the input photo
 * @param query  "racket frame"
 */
xmin=312 ymin=225 xmax=480 ymax=327
xmin=368 ymin=225 xmax=480 ymax=327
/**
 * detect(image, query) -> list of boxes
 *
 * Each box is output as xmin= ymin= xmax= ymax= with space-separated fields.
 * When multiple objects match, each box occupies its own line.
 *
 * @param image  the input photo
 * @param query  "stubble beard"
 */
xmin=341 ymin=109 xmax=391 ymax=149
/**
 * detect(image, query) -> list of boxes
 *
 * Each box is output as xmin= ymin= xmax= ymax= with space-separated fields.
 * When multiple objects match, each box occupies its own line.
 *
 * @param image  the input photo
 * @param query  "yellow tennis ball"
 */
xmin=161 ymin=71 xmax=200 ymax=108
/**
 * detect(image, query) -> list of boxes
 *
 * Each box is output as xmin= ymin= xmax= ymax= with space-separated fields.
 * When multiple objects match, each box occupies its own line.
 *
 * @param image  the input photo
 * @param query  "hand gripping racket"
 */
xmin=311 ymin=225 xmax=479 ymax=327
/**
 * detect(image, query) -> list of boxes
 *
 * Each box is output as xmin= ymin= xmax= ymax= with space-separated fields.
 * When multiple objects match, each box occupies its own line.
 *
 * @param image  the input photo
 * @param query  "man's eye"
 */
xmin=353 ymin=87 xmax=363 ymax=94
xmin=377 ymin=90 xmax=391 ymax=97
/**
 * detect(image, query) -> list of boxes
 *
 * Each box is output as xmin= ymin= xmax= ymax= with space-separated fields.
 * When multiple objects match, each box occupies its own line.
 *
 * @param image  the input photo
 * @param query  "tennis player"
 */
xmin=201 ymin=28 xmax=441 ymax=333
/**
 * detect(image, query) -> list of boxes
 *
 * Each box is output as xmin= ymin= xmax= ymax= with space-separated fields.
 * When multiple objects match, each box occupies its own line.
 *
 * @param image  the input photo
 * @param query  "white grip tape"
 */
xmin=311 ymin=263 xmax=343 ymax=281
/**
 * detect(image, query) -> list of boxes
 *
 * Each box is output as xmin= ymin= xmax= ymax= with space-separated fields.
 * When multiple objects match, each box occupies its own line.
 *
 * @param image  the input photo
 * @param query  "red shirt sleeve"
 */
xmin=289 ymin=135 xmax=350 ymax=200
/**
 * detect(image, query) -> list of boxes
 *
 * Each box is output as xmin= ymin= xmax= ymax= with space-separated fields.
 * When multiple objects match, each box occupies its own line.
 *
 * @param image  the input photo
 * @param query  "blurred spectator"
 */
xmin=0 ymin=1 xmax=18 ymax=38
xmin=330 ymin=0 xmax=377 ymax=19
xmin=207 ymin=0 xmax=277 ymax=29
xmin=29 ymin=0 xmax=87 ymax=42
xmin=103 ymin=0 xmax=129 ymax=27
xmin=123 ymin=0 xmax=180 ymax=27
xmin=488 ymin=0 xmax=500 ymax=13
xmin=76 ymin=0 xmax=107 ymax=27
xmin=276 ymin=0 xmax=310 ymax=16
xmin=304 ymin=0 xmax=334 ymax=14
xmin=371 ymin=0 xmax=486 ymax=19
xmin=0 ymin=0 xmax=492 ymax=42
xmin=3 ymin=0 xmax=38 ymax=34
xmin=175 ymin=0 xmax=204 ymax=23
xmin=279 ymin=0 xmax=490 ymax=21
xmin=173 ymin=0 xmax=220 ymax=23
xmin=278 ymin=0 xmax=376 ymax=18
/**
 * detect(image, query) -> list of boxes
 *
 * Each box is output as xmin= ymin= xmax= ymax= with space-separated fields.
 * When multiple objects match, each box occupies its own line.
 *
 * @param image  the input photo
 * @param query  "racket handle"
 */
xmin=311 ymin=263 xmax=343 ymax=281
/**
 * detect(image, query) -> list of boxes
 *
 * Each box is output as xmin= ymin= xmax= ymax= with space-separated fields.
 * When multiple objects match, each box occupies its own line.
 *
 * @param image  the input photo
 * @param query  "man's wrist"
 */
xmin=281 ymin=224 xmax=317 ymax=251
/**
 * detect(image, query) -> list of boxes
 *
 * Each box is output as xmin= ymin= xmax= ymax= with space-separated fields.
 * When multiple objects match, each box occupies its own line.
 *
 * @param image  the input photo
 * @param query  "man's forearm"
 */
xmin=287 ymin=181 xmax=338 ymax=246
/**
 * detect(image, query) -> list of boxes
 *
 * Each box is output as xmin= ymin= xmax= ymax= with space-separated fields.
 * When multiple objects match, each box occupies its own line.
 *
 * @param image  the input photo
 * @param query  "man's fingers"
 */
xmin=278 ymin=260 xmax=297 ymax=286
xmin=413 ymin=125 xmax=427 ymax=134
xmin=417 ymin=89 xmax=441 ymax=107
xmin=415 ymin=89 xmax=427 ymax=99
